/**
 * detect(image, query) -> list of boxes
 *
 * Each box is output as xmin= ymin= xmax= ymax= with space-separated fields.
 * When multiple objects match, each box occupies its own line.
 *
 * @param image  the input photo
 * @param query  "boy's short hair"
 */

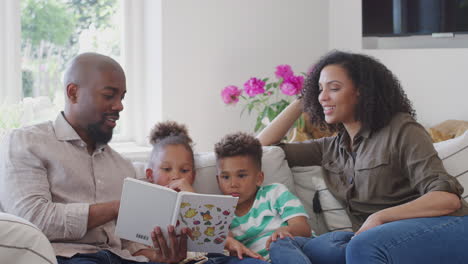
xmin=214 ymin=132 xmax=262 ymax=169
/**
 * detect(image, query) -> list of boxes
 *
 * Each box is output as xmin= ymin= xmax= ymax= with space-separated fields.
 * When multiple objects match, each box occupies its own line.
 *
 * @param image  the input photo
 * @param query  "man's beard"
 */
xmin=87 ymin=120 xmax=113 ymax=145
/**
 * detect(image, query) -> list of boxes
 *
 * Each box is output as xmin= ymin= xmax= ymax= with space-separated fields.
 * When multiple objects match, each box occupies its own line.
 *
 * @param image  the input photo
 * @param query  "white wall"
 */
xmin=160 ymin=0 xmax=329 ymax=152
xmin=329 ymin=0 xmax=468 ymax=127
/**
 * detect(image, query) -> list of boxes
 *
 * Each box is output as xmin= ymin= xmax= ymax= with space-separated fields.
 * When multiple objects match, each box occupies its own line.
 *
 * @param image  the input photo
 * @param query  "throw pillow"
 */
xmin=291 ymin=166 xmax=352 ymax=235
xmin=428 ymin=120 xmax=468 ymax=143
xmin=434 ymin=131 xmax=468 ymax=201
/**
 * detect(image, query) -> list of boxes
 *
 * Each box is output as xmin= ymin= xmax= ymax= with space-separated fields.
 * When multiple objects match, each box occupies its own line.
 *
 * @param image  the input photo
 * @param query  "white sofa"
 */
xmin=0 ymin=212 xmax=57 ymax=264
xmin=1 ymin=130 xmax=467 ymax=262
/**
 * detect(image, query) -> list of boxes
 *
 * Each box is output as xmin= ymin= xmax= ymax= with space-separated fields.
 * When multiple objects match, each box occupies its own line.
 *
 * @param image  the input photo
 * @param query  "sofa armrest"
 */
xmin=0 ymin=212 xmax=57 ymax=264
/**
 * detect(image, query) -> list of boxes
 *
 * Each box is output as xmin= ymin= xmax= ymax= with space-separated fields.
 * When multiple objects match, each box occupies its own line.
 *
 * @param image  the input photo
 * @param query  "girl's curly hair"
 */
xmin=148 ymin=121 xmax=194 ymax=168
xmin=214 ymin=132 xmax=262 ymax=169
xmin=302 ymin=50 xmax=416 ymax=133
xmin=149 ymin=121 xmax=192 ymax=146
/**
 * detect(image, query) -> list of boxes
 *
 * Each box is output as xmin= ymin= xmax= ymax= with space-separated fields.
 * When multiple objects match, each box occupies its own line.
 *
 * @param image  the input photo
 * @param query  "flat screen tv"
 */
xmin=362 ymin=0 xmax=468 ymax=36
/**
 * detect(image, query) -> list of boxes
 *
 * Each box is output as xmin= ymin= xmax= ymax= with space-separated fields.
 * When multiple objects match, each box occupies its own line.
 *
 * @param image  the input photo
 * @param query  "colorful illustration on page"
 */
xmin=177 ymin=199 xmax=235 ymax=246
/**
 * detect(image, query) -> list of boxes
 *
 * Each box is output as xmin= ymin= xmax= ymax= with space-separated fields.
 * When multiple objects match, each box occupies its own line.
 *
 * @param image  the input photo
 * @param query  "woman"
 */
xmin=259 ymin=51 xmax=468 ymax=263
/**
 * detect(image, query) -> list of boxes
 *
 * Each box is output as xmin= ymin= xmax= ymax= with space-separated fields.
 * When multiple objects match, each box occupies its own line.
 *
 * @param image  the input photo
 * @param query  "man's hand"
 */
xmin=166 ymin=178 xmax=195 ymax=192
xmin=224 ymin=236 xmax=265 ymax=260
xmin=265 ymin=226 xmax=294 ymax=250
xmin=87 ymin=200 xmax=120 ymax=229
xmin=136 ymin=225 xmax=189 ymax=263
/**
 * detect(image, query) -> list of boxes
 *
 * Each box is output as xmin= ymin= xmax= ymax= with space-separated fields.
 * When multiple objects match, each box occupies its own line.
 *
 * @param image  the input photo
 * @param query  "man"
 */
xmin=0 ymin=53 xmax=187 ymax=264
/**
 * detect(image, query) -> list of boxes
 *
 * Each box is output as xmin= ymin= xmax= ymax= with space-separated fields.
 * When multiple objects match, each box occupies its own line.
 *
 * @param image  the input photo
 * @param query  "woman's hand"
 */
xmin=166 ymin=178 xmax=195 ymax=192
xmin=265 ymin=226 xmax=294 ymax=250
xmin=257 ymin=98 xmax=303 ymax=146
xmin=354 ymin=212 xmax=385 ymax=236
xmin=225 ymin=236 xmax=265 ymax=260
xmin=141 ymin=225 xmax=189 ymax=263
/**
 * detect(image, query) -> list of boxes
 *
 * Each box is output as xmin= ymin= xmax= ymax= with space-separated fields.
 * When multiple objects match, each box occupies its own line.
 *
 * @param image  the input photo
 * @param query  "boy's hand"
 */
xmin=225 ymin=237 xmax=265 ymax=260
xmin=166 ymin=178 xmax=195 ymax=192
xmin=265 ymin=226 xmax=294 ymax=250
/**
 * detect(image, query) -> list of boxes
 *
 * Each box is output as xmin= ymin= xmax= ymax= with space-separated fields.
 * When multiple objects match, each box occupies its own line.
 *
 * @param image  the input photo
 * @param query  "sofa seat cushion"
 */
xmin=0 ymin=212 xmax=57 ymax=264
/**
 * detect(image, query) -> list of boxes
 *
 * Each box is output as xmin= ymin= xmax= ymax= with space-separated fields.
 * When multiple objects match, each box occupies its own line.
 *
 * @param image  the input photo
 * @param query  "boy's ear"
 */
xmin=146 ymin=168 xmax=154 ymax=183
xmin=256 ymin=171 xmax=264 ymax=187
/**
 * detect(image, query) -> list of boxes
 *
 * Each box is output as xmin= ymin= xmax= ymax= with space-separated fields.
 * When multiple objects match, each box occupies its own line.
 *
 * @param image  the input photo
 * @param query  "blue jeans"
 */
xmin=271 ymin=216 xmax=468 ymax=264
xmin=56 ymin=250 xmax=164 ymax=264
xmin=57 ymin=251 xmax=269 ymax=264
xmin=205 ymin=253 xmax=269 ymax=264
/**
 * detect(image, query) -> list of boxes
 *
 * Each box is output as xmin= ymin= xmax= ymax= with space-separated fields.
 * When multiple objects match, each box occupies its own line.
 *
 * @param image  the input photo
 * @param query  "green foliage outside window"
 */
xmin=20 ymin=0 xmax=119 ymax=100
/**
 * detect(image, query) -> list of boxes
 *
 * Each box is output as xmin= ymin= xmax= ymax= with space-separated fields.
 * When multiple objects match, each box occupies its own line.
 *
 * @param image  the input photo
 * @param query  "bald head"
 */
xmin=64 ymin=52 xmax=124 ymax=94
xmin=63 ymin=52 xmax=127 ymax=148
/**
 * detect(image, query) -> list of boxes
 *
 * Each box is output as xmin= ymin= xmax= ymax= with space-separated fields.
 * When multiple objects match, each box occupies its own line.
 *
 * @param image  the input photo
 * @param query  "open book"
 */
xmin=115 ymin=178 xmax=238 ymax=253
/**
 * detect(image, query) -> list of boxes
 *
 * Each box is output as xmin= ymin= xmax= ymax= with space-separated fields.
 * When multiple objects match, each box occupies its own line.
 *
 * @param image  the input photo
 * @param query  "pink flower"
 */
xmin=280 ymin=75 xmax=304 ymax=96
xmin=275 ymin=64 xmax=294 ymax=80
xmin=244 ymin=78 xmax=265 ymax=97
xmin=221 ymin=85 xmax=242 ymax=104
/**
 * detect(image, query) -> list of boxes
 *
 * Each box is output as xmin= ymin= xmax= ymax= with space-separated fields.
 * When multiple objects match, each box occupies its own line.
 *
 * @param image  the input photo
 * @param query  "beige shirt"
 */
xmin=281 ymin=112 xmax=468 ymax=231
xmin=0 ymin=113 xmax=148 ymax=261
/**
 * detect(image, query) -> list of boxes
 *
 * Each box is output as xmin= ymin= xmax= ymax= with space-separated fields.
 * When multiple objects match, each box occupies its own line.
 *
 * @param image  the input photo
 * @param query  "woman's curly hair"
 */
xmin=214 ymin=132 xmax=262 ymax=169
xmin=302 ymin=50 xmax=416 ymax=133
xmin=148 ymin=121 xmax=194 ymax=167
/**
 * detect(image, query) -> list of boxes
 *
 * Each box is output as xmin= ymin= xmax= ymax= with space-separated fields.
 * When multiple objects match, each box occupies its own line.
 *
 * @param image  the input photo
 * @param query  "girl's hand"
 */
xmin=224 ymin=237 xmax=265 ymax=260
xmin=166 ymin=178 xmax=195 ymax=192
xmin=145 ymin=225 xmax=189 ymax=263
xmin=354 ymin=212 xmax=385 ymax=236
xmin=265 ymin=226 xmax=294 ymax=250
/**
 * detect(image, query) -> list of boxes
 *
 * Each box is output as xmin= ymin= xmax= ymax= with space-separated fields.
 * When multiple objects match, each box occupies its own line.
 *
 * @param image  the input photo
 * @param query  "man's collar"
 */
xmin=54 ymin=112 xmax=82 ymax=142
xmin=54 ymin=112 xmax=108 ymax=152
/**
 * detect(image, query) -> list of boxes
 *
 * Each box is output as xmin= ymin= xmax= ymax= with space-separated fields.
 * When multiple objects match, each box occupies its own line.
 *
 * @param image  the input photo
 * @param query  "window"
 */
xmin=20 ymin=0 xmax=122 ymax=123
xmin=1 ymin=0 xmax=161 ymax=149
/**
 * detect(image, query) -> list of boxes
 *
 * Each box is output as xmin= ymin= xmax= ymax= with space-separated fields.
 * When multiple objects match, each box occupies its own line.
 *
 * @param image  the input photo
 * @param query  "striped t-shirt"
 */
xmin=230 ymin=183 xmax=309 ymax=259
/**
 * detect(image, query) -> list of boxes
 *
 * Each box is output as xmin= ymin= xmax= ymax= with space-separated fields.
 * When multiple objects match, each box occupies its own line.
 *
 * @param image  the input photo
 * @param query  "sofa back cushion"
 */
xmin=434 ymin=130 xmax=468 ymax=201
xmin=192 ymin=146 xmax=295 ymax=195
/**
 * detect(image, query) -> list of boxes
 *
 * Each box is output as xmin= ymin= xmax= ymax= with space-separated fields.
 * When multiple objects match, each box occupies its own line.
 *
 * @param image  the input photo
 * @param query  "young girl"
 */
xmin=146 ymin=121 xmax=196 ymax=193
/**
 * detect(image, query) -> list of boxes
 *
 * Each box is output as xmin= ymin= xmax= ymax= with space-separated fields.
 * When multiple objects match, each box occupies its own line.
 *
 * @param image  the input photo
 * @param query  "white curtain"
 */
xmin=120 ymin=0 xmax=162 ymax=145
xmin=0 ymin=0 xmax=22 ymax=104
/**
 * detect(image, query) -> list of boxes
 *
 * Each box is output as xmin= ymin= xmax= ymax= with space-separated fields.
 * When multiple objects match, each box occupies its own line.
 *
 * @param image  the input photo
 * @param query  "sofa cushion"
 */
xmin=0 ymin=212 xmax=57 ymax=264
xmin=192 ymin=146 xmax=295 ymax=195
xmin=434 ymin=130 xmax=468 ymax=201
xmin=291 ymin=166 xmax=352 ymax=235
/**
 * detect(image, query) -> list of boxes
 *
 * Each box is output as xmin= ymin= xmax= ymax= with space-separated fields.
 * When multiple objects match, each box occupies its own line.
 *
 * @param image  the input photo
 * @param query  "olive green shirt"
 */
xmin=281 ymin=112 xmax=468 ymax=231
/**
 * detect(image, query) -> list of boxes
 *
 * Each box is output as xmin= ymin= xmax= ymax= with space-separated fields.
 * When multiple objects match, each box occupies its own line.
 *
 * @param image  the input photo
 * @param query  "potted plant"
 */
xmin=221 ymin=64 xmax=308 ymax=140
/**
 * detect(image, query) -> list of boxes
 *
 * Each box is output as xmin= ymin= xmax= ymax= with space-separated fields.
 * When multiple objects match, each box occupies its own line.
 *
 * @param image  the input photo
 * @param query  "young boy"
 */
xmin=214 ymin=132 xmax=312 ymax=262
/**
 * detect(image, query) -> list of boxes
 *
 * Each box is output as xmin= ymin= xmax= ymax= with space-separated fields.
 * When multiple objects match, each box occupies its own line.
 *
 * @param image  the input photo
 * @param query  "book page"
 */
xmin=176 ymin=192 xmax=238 ymax=253
xmin=116 ymin=178 xmax=178 ymax=246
